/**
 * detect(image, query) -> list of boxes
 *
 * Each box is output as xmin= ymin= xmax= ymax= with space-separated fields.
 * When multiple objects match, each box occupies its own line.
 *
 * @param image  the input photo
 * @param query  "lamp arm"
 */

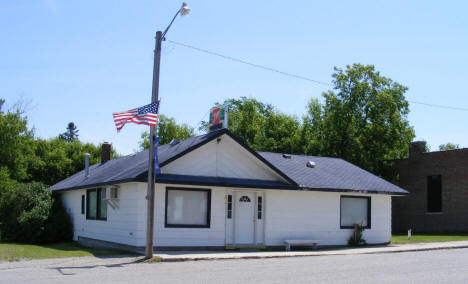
xmin=161 ymin=9 xmax=181 ymax=39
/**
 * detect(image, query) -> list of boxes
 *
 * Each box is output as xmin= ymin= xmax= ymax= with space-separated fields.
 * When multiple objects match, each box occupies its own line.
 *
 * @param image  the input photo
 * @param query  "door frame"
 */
xmin=230 ymin=189 xmax=265 ymax=246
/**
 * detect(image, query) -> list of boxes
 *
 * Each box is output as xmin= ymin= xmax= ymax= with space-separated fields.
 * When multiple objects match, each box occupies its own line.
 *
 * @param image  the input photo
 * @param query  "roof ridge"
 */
xmin=422 ymin=147 xmax=468 ymax=154
xmin=108 ymin=129 xmax=228 ymax=161
xmin=257 ymin=151 xmax=343 ymax=160
xmin=105 ymin=149 xmax=148 ymax=162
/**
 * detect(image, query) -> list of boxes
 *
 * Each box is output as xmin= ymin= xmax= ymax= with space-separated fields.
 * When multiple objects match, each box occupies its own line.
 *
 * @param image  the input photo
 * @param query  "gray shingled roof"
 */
xmin=51 ymin=129 xmax=408 ymax=195
xmin=258 ymin=152 xmax=407 ymax=195
xmin=50 ymin=129 xmax=226 ymax=191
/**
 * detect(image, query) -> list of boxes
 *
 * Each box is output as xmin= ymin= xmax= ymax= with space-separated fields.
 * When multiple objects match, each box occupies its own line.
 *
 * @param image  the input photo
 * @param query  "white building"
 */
xmin=51 ymin=129 xmax=407 ymax=251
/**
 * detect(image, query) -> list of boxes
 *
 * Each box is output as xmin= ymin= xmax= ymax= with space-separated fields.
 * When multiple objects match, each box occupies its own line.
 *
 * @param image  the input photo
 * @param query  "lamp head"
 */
xmin=180 ymin=2 xmax=190 ymax=16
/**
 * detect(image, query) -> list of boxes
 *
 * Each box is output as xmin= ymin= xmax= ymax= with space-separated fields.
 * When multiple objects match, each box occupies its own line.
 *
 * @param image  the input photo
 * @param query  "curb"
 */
xmin=156 ymin=243 xmax=468 ymax=262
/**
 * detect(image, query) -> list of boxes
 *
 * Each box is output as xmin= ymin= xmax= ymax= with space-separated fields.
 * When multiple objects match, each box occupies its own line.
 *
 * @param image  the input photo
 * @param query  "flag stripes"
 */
xmin=112 ymin=101 xmax=160 ymax=131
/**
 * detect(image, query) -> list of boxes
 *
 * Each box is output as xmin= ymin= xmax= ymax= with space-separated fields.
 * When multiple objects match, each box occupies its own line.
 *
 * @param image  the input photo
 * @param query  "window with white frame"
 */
xmin=340 ymin=196 xmax=370 ymax=229
xmin=165 ymin=188 xmax=211 ymax=228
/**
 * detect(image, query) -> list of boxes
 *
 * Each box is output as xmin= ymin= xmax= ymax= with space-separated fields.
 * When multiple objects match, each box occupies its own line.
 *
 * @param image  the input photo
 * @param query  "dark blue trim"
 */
xmin=155 ymin=174 xmax=296 ymax=190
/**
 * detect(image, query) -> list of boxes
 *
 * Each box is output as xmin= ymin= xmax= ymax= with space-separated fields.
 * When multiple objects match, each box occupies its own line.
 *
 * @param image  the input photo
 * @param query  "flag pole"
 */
xmin=145 ymin=30 xmax=162 ymax=259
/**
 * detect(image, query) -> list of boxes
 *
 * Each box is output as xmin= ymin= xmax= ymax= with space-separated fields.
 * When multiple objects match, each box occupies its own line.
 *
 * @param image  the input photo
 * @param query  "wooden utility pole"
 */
xmin=145 ymin=30 xmax=162 ymax=259
xmin=144 ymin=2 xmax=189 ymax=260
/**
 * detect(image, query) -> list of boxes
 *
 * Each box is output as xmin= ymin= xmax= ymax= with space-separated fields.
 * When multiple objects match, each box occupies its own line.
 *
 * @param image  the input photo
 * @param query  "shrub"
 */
xmin=0 ymin=181 xmax=73 ymax=243
xmin=40 ymin=193 xmax=73 ymax=243
xmin=348 ymin=224 xmax=367 ymax=246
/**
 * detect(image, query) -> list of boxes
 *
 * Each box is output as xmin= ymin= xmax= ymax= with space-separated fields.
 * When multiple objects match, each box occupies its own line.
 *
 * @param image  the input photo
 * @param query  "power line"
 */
xmin=167 ymin=39 xmax=331 ymax=86
xmin=407 ymin=100 xmax=468 ymax=112
xmin=197 ymin=109 xmax=209 ymax=126
xmin=168 ymin=39 xmax=468 ymax=112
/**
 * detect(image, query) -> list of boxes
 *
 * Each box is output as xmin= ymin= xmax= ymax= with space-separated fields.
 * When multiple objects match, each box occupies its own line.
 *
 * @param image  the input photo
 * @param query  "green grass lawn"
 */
xmin=391 ymin=234 xmax=468 ymax=244
xmin=0 ymin=242 xmax=132 ymax=262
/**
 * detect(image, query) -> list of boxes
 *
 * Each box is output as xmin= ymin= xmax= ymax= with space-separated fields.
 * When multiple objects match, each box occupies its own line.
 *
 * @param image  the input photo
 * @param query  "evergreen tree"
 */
xmin=59 ymin=122 xmax=79 ymax=142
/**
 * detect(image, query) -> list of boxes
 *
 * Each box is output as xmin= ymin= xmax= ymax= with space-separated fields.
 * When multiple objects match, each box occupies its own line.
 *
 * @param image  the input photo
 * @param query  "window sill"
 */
xmin=86 ymin=218 xmax=107 ymax=221
xmin=340 ymin=226 xmax=371 ymax=230
xmin=165 ymin=224 xmax=210 ymax=228
xmin=425 ymin=212 xmax=443 ymax=215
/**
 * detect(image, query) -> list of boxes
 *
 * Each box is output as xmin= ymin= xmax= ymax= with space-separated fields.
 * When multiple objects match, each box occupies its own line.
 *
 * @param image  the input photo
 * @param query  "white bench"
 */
xmin=284 ymin=240 xmax=320 ymax=251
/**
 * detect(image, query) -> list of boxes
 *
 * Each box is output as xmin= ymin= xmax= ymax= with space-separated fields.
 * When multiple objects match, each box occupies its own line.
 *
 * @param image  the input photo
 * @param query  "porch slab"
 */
xmin=154 ymin=241 xmax=468 ymax=262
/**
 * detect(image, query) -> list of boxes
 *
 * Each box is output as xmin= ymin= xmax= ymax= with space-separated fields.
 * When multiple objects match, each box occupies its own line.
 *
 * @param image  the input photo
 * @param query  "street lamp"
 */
xmin=145 ymin=2 xmax=190 ymax=259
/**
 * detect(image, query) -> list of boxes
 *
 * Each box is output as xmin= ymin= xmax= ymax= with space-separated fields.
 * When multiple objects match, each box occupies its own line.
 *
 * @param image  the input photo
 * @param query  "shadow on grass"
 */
xmin=0 ymin=241 xmax=136 ymax=262
xmin=40 ymin=242 xmax=133 ymax=256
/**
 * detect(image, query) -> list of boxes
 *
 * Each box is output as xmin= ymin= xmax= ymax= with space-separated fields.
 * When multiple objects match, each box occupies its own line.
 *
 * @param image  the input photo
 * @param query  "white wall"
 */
xmin=264 ymin=190 xmax=391 ymax=246
xmin=61 ymin=182 xmax=147 ymax=247
xmin=152 ymin=183 xmax=227 ymax=247
xmin=162 ymin=134 xmax=286 ymax=182
xmin=63 ymin=183 xmax=391 ymax=248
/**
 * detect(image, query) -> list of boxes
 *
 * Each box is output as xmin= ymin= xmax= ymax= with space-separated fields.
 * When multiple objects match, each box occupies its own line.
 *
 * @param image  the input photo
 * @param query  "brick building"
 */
xmin=392 ymin=141 xmax=468 ymax=233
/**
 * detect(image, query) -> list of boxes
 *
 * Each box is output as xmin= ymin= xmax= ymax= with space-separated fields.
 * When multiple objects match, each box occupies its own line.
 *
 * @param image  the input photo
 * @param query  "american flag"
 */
xmin=113 ymin=101 xmax=160 ymax=132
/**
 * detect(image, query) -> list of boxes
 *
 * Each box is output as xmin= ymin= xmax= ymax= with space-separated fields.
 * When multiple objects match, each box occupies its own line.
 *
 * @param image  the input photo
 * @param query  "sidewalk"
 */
xmin=154 ymin=240 xmax=468 ymax=262
xmin=1 ymin=241 xmax=468 ymax=270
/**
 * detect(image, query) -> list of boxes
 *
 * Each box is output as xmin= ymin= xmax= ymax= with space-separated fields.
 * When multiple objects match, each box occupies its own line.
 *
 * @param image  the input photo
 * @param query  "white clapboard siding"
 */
xmin=63 ymin=183 xmax=391 ymax=247
xmin=152 ymin=183 xmax=227 ymax=247
xmin=61 ymin=182 xmax=147 ymax=247
xmin=162 ymin=134 xmax=286 ymax=182
xmin=264 ymin=190 xmax=391 ymax=246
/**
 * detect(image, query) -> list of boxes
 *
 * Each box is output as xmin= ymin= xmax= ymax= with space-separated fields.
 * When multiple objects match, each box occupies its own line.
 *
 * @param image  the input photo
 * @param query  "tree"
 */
xmin=439 ymin=143 xmax=459 ymax=151
xmin=227 ymin=97 xmax=301 ymax=153
xmin=200 ymin=97 xmax=302 ymax=154
xmin=0 ymin=104 xmax=35 ymax=181
xmin=30 ymin=138 xmax=119 ymax=186
xmin=59 ymin=122 xmax=79 ymax=142
xmin=304 ymin=64 xmax=415 ymax=178
xmin=298 ymin=98 xmax=324 ymax=155
xmin=0 ymin=99 xmax=119 ymax=186
xmin=139 ymin=114 xmax=195 ymax=150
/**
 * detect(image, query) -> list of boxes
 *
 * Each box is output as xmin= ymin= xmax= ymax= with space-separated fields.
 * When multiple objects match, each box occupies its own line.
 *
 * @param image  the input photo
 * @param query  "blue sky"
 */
xmin=2 ymin=0 xmax=467 ymax=155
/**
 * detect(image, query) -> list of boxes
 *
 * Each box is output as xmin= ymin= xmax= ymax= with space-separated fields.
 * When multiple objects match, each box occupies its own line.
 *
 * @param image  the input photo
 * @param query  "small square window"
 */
xmin=340 ymin=196 xmax=371 ymax=229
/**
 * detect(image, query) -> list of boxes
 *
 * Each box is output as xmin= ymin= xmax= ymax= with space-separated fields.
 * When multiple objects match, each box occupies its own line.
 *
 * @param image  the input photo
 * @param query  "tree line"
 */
xmin=0 ymin=100 xmax=117 ymax=243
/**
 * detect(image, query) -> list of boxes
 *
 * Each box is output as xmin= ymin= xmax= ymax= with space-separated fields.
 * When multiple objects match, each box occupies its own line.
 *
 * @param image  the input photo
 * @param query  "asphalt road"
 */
xmin=1 ymin=248 xmax=468 ymax=283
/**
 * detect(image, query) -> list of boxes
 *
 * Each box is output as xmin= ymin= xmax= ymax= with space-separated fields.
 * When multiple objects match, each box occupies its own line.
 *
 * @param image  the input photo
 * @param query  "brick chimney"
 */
xmin=101 ymin=142 xmax=111 ymax=163
xmin=409 ymin=141 xmax=426 ymax=157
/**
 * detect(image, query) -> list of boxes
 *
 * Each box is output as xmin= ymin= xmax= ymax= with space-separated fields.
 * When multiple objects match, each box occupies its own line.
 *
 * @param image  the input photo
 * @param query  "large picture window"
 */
xmin=340 ymin=196 xmax=371 ymax=229
xmin=165 ymin=187 xmax=211 ymax=228
xmin=86 ymin=188 xmax=107 ymax=220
